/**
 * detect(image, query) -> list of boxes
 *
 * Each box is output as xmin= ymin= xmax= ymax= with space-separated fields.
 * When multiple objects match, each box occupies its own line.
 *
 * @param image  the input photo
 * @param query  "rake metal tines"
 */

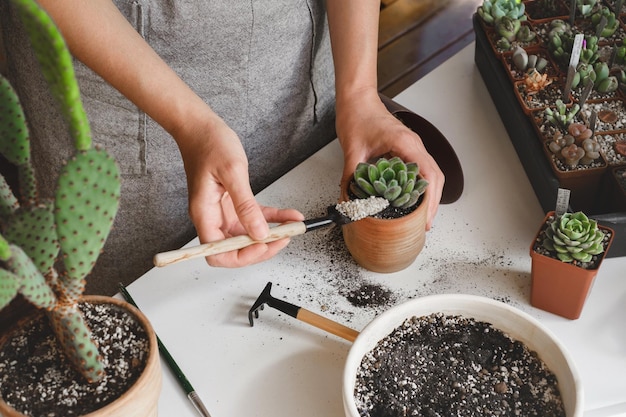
xmin=248 ymin=282 xmax=359 ymax=342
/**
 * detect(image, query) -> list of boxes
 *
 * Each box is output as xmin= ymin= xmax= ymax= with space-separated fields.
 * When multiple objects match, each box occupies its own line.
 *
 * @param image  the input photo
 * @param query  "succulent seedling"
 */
xmin=542 ymin=212 xmax=606 ymax=263
xmin=350 ymin=156 xmax=428 ymax=209
xmin=477 ymin=0 xmax=526 ymax=25
xmin=544 ymin=99 xmax=580 ymax=130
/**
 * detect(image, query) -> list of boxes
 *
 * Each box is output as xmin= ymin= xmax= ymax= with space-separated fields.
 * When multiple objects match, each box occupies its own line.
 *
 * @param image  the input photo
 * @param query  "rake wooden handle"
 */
xmin=153 ymin=222 xmax=307 ymax=267
xmin=297 ymin=309 xmax=360 ymax=342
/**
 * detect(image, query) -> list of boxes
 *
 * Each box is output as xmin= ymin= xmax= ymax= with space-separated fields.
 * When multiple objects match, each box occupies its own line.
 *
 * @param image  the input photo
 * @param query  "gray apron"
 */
xmin=0 ymin=0 xmax=336 ymax=295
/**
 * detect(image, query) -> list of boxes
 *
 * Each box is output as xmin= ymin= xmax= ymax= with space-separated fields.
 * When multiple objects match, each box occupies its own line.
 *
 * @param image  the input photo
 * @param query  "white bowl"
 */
xmin=343 ymin=294 xmax=583 ymax=417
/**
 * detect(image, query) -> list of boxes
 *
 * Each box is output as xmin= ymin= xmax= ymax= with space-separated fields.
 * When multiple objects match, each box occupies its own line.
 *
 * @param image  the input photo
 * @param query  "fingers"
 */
xmin=204 ymin=237 xmax=293 ymax=268
xmin=202 ymin=206 xmax=304 ymax=267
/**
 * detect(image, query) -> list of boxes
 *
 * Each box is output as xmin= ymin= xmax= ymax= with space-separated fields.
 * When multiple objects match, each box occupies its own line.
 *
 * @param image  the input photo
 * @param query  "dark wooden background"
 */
xmin=378 ymin=0 xmax=483 ymax=97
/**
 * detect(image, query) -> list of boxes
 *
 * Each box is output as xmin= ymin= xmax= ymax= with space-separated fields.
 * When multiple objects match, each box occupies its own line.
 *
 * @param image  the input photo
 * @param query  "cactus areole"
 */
xmin=0 ymin=0 xmax=121 ymax=385
xmin=350 ymin=156 xmax=429 ymax=213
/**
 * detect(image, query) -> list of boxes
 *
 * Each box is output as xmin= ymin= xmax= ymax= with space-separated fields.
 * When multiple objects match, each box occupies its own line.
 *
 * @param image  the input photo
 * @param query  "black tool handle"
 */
xmin=303 ymin=216 xmax=335 ymax=231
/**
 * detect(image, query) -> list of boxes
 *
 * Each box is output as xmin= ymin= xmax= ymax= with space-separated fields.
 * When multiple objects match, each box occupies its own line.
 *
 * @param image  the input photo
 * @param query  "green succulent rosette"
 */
xmin=542 ymin=212 xmax=605 ymax=263
xmin=350 ymin=156 xmax=428 ymax=209
xmin=478 ymin=0 xmax=526 ymax=25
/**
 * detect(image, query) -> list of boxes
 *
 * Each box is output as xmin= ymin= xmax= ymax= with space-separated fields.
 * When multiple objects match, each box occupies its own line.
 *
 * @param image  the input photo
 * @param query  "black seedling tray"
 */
xmin=473 ymin=14 xmax=625 ymax=258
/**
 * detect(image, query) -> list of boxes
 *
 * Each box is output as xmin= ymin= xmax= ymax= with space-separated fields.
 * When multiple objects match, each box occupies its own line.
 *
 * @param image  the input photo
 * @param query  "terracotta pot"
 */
xmin=513 ymin=77 xmax=564 ymax=115
xmin=340 ymin=181 xmax=429 ymax=273
xmin=501 ymin=46 xmax=560 ymax=83
xmin=524 ymin=1 xmax=569 ymax=23
xmin=343 ymin=294 xmax=583 ymax=417
xmin=529 ymin=212 xmax=615 ymax=320
xmin=607 ymin=166 xmax=626 ymax=211
xmin=541 ymin=142 xmax=608 ymax=213
xmin=0 ymin=296 xmax=162 ymax=417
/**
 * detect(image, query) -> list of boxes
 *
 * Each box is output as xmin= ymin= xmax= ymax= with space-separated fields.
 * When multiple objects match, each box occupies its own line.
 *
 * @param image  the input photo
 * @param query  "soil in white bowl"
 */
xmin=354 ymin=313 xmax=565 ymax=417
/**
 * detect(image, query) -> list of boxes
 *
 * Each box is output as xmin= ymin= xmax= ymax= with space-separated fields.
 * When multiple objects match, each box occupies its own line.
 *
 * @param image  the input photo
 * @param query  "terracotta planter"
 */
xmin=529 ymin=212 xmax=615 ymax=320
xmin=541 ymin=141 xmax=608 ymax=212
xmin=513 ymin=77 xmax=565 ymax=115
xmin=340 ymin=181 xmax=429 ymax=273
xmin=0 ymin=296 xmax=162 ymax=417
xmin=607 ymin=166 xmax=626 ymax=211
xmin=524 ymin=0 xmax=569 ymax=23
xmin=501 ymin=47 xmax=560 ymax=83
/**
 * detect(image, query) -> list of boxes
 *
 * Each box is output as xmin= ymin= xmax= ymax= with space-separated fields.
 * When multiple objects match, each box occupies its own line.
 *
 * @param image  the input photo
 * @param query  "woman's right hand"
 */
xmin=175 ymin=113 xmax=305 ymax=267
xmin=38 ymin=0 xmax=304 ymax=268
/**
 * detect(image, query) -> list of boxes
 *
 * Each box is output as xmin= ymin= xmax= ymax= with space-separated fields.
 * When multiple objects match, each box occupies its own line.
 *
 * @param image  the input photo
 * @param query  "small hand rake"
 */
xmin=248 ymin=282 xmax=359 ymax=342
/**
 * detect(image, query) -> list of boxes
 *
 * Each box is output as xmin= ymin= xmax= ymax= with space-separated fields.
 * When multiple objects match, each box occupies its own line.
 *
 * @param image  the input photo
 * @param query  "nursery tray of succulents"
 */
xmin=473 ymin=0 xmax=626 ymax=257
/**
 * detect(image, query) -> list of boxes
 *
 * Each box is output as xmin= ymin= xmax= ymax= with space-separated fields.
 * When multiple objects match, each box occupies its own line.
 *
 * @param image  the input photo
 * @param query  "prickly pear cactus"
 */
xmin=0 ymin=0 xmax=121 ymax=383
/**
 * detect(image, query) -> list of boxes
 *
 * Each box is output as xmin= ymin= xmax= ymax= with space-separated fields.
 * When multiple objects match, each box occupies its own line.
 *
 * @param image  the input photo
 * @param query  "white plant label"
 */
xmin=569 ymin=33 xmax=584 ymax=69
xmin=555 ymin=188 xmax=571 ymax=216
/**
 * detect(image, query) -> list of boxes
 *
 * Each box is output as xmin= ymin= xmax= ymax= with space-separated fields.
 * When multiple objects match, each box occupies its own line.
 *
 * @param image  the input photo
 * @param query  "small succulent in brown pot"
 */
xmin=530 ymin=210 xmax=614 ymax=319
xmin=341 ymin=156 xmax=429 ymax=273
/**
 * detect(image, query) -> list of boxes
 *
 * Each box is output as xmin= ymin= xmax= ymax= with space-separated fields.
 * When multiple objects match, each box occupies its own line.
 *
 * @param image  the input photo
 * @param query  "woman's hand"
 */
xmin=36 ymin=0 xmax=304 ymax=267
xmin=336 ymin=88 xmax=445 ymax=230
xmin=176 ymin=114 xmax=304 ymax=267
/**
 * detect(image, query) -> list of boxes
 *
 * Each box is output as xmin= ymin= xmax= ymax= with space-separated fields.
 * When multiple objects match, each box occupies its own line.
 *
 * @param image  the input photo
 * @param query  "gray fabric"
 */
xmin=0 ymin=0 xmax=336 ymax=295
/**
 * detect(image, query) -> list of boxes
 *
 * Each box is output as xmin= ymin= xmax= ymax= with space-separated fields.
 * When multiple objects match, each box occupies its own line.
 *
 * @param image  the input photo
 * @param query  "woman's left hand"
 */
xmin=335 ymin=89 xmax=445 ymax=230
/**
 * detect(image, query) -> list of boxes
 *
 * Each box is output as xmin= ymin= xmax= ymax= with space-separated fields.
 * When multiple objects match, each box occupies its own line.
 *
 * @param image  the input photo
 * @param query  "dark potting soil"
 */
xmin=354 ymin=313 xmax=566 ymax=417
xmin=0 ymin=302 xmax=149 ymax=416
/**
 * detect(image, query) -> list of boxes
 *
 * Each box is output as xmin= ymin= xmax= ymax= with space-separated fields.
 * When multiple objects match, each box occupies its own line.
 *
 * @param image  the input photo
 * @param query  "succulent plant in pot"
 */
xmin=341 ymin=156 xmax=430 ymax=273
xmin=350 ymin=156 xmax=428 ymax=210
xmin=529 ymin=210 xmax=614 ymax=320
xmin=0 ymin=0 xmax=161 ymax=415
xmin=477 ymin=0 xmax=526 ymax=26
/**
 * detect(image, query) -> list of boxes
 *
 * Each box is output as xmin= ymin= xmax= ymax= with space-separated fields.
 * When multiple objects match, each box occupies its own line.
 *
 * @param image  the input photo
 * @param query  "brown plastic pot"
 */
xmin=340 ymin=181 xmax=429 ymax=273
xmin=0 ymin=296 xmax=162 ymax=417
xmin=542 ymin=142 xmax=608 ymax=213
xmin=529 ymin=212 xmax=615 ymax=320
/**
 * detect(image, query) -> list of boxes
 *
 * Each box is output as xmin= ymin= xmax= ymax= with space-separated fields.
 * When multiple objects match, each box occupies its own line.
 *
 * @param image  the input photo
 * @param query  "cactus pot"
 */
xmin=0 ymin=296 xmax=162 ymax=417
xmin=340 ymin=180 xmax=429 ymax=273
xmin=529 ymin=212 xmax=615 ymax=320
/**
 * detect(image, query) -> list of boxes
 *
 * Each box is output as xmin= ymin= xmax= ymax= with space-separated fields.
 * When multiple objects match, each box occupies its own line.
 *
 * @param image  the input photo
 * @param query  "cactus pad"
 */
xmin=48 ymin=305 xmax=104 ymax=382
xmin=0 ymin=269 xmax=20 ymax=310
xmin=4 ymin=203 xmax=59 ymax=275
xmin=0 ymin=175 xmax=19 ymax=217
xmin=12 ymin=0 xmax=91 ymax=150
xmin=55 ymin=148 xmax=120 ymax=282
xmin=0 ymin=75 xmax=30 ymax=166
xmin=6 ymin=244 xmax=56 ymax=310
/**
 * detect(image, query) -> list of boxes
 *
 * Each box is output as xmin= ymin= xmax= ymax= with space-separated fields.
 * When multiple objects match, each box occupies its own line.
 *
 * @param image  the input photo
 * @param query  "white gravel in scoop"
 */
xmin=336 ymin=197 xmax=389 ymax=221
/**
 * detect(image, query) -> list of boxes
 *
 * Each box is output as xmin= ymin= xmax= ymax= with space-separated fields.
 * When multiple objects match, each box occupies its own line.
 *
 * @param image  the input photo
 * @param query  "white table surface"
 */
xmin=125 ymin=43 xmax=626 ymax=417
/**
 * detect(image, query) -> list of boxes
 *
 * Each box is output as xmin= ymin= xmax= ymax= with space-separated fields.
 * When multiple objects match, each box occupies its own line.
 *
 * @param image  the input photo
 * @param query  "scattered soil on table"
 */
xmin=354 ymin=313 xmax=566 ymax=417
xmin=275 ymin=207 xmax=526 ymax=328
xmin=0 ymin=302 xmax=149 ymax=416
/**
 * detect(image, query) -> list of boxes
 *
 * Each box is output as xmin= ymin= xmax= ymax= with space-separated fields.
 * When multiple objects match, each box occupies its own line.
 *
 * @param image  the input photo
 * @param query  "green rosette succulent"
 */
xmin=478 ymin=0 xmax=526 ymax=25
xmin=542 ymin=212 xmax=605 ymax=263
xmin=350 ymin=156 xmax=428 ymax=209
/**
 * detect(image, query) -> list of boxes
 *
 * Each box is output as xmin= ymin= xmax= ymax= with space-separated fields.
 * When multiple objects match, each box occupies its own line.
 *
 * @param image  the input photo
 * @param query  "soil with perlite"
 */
xmin=354 ymin=313 xmax=565 ymax=417
xmin=0 ymin=302 xmax=149 ymax=416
